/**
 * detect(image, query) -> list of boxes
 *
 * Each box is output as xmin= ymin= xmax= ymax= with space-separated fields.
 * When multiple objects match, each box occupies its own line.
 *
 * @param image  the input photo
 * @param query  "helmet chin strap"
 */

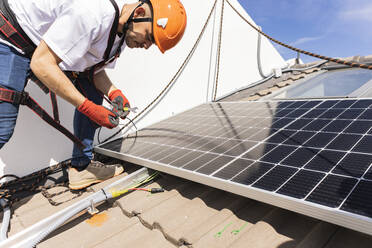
xmin=119 ymin=1 xmax=153 ymax=39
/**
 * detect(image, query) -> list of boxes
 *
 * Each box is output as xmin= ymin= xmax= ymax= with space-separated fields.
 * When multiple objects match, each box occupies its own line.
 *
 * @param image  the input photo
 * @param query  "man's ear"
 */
xmin=134 ymin=6 xmax=146 ymax=17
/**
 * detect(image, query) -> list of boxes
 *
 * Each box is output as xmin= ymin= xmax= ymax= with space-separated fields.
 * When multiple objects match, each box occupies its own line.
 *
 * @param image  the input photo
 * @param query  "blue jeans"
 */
xmin=71 ymin=76 xmax=103 ymax=167
xmin=0 ymin=43 xmax=100 ymax=168
xmin=0 ymin=43 xmax=30 ymax=148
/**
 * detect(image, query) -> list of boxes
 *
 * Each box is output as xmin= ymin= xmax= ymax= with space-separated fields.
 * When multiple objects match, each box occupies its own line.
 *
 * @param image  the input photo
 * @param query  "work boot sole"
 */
xmin=69 ymin=167 xmax=124 ymax=190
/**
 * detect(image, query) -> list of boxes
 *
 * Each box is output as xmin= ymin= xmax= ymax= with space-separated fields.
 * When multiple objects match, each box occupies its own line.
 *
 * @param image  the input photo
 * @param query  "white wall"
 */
xmin=0 ymin=0 xmax=286 ymax=177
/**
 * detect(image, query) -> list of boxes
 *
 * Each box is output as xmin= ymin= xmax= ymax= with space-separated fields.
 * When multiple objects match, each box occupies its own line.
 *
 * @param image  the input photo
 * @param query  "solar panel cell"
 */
xmin=249 ymin=128 xmax=277 ymax=141
xmin=289 ymin=101 xmax=307 ymax=108
xmin=287 ymin=109 xmax=308 ymax=118
xmin=274 ymin=109 xmax=293 ymax=117
xmin=303 ymin=119 xmax=330 ymax=131
xmin=306 ymin=175 xmax=358 ymax=208
xmin=267 ymin=130 xmax=295 ymax=144
xmin=350 ymin=100 xmax=372 ymax=109
xmin=364 ymin=167 xmax=372 ymax=180
xmin=341 ymin=180 xmax=372 ymax=218
xmin=224 ymin=140 xmax=257 ymax=156
xmin=277 ymin=101 xmax=293 ymax=108
xmin=214 ymin=158 xmax=254 ymax=180
xmin=170 ymin=150 xmax=205 ymax=168
xmin=253 ymin=166 xmax=298 ymax=191
xmin=209 ymin=139 xmax=244 ymax=154
xmin=323 ymin=120 xmax=353 ymax=132
xmin=352 ymin=135 xmax=372 ymax=153
xmin=182 ymin=153 xmax=218 ymax=171
xmin=305 ymin=150 xmax=346 ymax=172
xmin=196 ymin=155 xmax=234 ymax=175
xmin=333 ymin=100 xmax=356 ymax=108
xmin=319 ymin=109 xmax=344 ymax=119
xmin=326 ymin=134 xmax=362 ymax=151
xmin=286 ymin=119 xmax=312 ymax=130
xmin=332 ymin=153 xmax=372 ymax=178
xmin=284 ymin=131 xmax=316 ymax=146
xmin=338 ymin=109 xmax=364 ymax=119
xmin=233 ymin=128 xmax=258 ymax=140
xmin=260 ymin=145 xmax=297 ymax=163
xmin=301 ymin=101 xmax=321 ymax=108
xmin=231 ymin=161 xmax=274 ymax=185
xmin=128 ymin=142 xmax=158 ymax=157
xmin=277 ymin=170 xmax=325 ymax=199
xmin=271 ymin=118 xmax=294 ymax=129
xmin=316 ymin=100 xmax=339 ymax=108
xmin=303 ymin=109 xmax=327 ymax=118
xmin=243 ymin=143 xmax=277 ymax=160
xmin=158 ymin=148 xmax=193 ymax=164
xmin=304 ymin=132 xmax=337 ymax=148
xmin=280 ymin=147 xmax=320 ymax=167
xmin=344 ymin=120 xmax=372 ymax=134
xmin=189 ymin=137 xmax=222 ymax=151
xmin=359 ymin=109 xmax=372 ymax=119
xmin=148 ymin=146 xmax=179 ymax=161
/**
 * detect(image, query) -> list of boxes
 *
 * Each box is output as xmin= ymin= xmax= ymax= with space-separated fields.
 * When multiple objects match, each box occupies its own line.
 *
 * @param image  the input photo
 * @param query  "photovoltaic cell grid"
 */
xmin=99 ymin=99 xmax=372 ymax=223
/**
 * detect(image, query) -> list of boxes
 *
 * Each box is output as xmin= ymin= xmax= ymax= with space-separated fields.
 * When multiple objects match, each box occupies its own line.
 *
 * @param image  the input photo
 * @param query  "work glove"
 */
xmin=78 ymin=99 xmax=119 ymax=128
xmin=108 ymin=89 xmax=130 ymax=119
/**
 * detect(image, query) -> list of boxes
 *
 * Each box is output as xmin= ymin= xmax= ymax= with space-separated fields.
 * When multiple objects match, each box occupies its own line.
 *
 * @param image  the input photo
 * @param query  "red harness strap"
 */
xmin=0 ymin=13 xmax=26 ymax=50
xmin=0 ymin=0 xmax=36 ymax=57
xmin=0 ymin=87 xmax=85 ymax=150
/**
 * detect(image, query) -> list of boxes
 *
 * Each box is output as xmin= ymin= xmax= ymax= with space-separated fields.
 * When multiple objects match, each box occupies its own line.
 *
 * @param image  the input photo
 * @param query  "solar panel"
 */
xmin=96 ymin=99 xmax=372 ymax=235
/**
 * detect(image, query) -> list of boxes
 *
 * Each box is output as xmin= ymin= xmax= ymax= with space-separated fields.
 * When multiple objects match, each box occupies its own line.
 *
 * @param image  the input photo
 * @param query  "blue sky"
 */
xmin=237 ymin=0 xmax=372 ymax=63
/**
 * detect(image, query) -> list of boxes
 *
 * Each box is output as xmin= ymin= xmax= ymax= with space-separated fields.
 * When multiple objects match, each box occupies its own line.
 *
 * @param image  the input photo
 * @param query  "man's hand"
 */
xmin=78 ymin=99 xmax=119 ymax=128
xmin=109 ymin=89 xmax=130 ymax=119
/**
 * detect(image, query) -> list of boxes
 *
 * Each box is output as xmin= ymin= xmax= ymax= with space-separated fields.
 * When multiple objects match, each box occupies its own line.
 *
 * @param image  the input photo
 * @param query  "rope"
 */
xmin=225 ymin=0 xmax=372 ymax=70
xmin=100 ymin=0 xmax=219 ymax=144
xmin=212 ymin=0 xmax=225 ymax=102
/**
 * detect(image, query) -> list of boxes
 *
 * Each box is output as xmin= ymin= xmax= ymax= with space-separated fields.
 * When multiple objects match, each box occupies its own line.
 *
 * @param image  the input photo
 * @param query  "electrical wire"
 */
xmin=97 ymin=116 xmax=138 ymax=145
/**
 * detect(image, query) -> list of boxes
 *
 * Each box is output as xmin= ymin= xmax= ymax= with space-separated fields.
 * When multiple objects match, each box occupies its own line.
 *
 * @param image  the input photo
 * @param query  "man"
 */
xmin=0 ymin=0 xmax=187 ymax=189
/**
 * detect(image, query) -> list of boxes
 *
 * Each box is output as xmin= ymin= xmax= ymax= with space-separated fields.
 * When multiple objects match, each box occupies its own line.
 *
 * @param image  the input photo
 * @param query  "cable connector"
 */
xmin=150 ymin=188 xmax=164 ymax=194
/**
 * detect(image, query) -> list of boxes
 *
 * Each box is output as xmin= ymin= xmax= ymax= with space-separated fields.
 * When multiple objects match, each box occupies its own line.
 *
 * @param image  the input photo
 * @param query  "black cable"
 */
xmin=97 ymin=116 xmax=138 ymax=145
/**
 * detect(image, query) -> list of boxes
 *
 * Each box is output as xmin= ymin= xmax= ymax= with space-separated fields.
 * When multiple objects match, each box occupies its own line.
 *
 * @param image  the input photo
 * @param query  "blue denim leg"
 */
xmin=71 ymin=76 xmax=103 ymax=167
xmin=0 ymin=43 xmax=30 ymax=149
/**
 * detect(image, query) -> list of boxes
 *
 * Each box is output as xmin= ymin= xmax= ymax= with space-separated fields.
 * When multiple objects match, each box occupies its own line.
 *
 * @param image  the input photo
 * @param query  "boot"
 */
xmin=68 ymin=161 xmax=124 ymax=190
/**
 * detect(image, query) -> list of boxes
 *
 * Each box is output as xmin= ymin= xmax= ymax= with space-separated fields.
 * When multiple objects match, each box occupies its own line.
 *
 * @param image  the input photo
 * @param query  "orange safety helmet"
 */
xmin=149 ymin=0 xmax=187 ymax=53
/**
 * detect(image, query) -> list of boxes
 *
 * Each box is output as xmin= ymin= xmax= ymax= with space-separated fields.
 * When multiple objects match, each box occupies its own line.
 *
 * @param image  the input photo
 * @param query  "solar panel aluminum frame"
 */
xmin=95 ymin=145 xmax=372 ymax=236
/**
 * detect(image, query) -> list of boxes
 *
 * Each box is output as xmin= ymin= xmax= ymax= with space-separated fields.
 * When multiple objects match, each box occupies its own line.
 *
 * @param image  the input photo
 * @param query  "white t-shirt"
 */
xmin=3 ymin=0 xmax=130 ymax=72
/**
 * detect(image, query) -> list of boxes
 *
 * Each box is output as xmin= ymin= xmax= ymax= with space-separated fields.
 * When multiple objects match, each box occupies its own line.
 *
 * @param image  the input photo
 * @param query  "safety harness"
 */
xmin=0 ymin=0 xmax=151 ymax=149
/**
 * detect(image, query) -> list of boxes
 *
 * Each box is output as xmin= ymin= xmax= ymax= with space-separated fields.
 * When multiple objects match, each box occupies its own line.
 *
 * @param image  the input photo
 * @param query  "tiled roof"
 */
xmin=221 ymin=55 xmax=372 ymax=102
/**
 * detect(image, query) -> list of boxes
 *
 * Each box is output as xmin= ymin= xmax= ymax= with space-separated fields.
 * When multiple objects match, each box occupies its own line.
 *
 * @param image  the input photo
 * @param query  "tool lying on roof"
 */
xmin=0 ymin=167 xmax=160 ymax=248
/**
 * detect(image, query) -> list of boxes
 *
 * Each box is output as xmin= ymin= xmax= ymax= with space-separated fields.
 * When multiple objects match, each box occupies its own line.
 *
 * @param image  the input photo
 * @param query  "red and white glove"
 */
xmin=109 ymin=89 xmax=130 ymax=119
xmin=78 ymin=99 xmax=119 ymax=128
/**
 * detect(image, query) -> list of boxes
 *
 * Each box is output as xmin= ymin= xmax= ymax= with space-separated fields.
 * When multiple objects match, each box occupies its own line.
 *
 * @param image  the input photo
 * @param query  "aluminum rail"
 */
xmin=0 ymin=199 xmax=10 ymax=241
xmin=0 ymin=167 xmax=151 ymax=248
